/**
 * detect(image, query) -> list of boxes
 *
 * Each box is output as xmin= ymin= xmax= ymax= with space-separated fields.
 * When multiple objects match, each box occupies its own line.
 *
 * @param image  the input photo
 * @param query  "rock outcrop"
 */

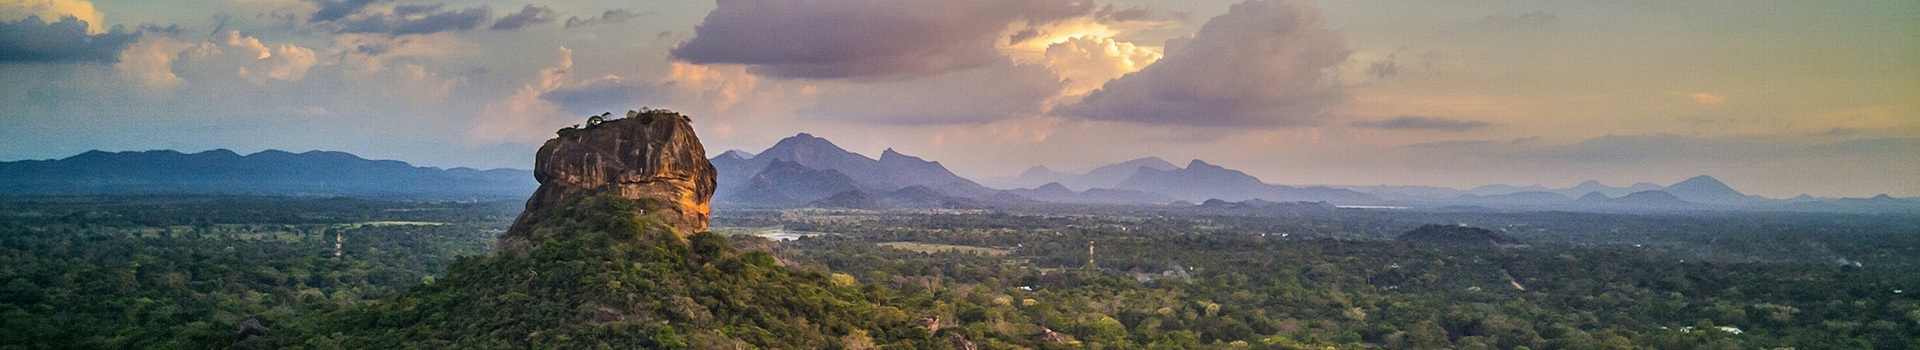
xmin=500 ymin=110 xmax=717 ymax=251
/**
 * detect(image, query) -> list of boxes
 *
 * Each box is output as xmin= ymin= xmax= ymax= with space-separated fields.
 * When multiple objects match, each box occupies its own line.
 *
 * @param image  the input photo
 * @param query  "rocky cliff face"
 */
xmin=499 ymin=110 xmax=717 ymax=252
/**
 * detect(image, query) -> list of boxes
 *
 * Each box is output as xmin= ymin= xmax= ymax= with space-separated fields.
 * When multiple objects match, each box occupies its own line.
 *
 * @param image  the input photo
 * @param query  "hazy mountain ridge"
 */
xmin=981 ymin=157 xmax=1179 ymax=190
xmin=711 ymin=133 xmax=990 ymax=208
xmin=6 ymin=136 xmax=1911 ymax=213
xmin=0 ymin=149 xmax=535 ymax=199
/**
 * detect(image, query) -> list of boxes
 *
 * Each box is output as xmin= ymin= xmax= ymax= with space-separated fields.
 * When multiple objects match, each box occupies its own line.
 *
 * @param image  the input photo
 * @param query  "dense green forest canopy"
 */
xmin=2 ymin=195 xmax=1916 ymax=349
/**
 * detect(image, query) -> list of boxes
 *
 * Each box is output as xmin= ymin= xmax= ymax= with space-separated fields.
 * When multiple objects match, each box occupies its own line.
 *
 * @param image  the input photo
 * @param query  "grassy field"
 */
xmin=877 ymin=242 xmax=1012 ymax=256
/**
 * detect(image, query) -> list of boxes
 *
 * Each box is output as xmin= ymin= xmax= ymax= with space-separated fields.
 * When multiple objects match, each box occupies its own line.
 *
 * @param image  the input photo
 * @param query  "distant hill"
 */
xmin=1004 ymin=182 xmax=1176 ymax=205
xmin=725 ymin=160 xmax=865 ymax=207
xmin=1662 ymin=175 xmax=1754 ymax=205
xmin=1115 ymin=160 xmax=1380 ymax=204
xmin=1555 ymin=180 xmax=1664 ymax=198
xmin=1399 ymin=224 xmax=1524 ymax=246
xmin=1453 ymin=191 xmax=1573 ymax=206
xmin=0 ymin=149 xmax=534 ymax=199
xmin=711 ymin=133 xmax=990 ymax=207
xmin=982 ymin=157 xmax=1178 ymax=190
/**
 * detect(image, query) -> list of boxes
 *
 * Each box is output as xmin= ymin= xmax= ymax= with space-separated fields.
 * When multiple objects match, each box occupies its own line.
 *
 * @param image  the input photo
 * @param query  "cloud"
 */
xmin=1689 ymin=92 xmax=1724 ymax=107
xmin=657 ymin=62 xmax=765 ymax=114
xmin=1056 ymin=0 xmax=1349 ymax=127
xmin=1406 ymin=139 xmax=1499 ymax=149
xmin=1350 ymin=116 xmax=1493 ymax=131
xmin=306 ymin=0 xmax=381 ymax=23
xmin=1041 ymin=36 xmax=1159 ymax=96
xmin=468 ymin=48 xmax=577 ymax=145
xmin=1363 ymin=53 xmax=1398 ymax=79
xmin=490 ymin=5 xmax=552 ymax=30
xmin=114 ymin=30 xmax=320 ymax=87
xmin=114 ymin=35 xmax=189 ymax=87
xmin=0 ymin=15 xmax=136 ymax=62
xmin=332 ymin=5 xmax=490 ymax=35
xmin=801 ymin=63 xmax=1066 ymax=124
xmin=563 ymin=9 xmax=641 ymax=29
xmin=540 ymin=76 xmax=660 ymax=115
xmin=670 ymin=0 xmax=1097 ymax=79
xmin=0 ymin=0 xmax=106 ymax=33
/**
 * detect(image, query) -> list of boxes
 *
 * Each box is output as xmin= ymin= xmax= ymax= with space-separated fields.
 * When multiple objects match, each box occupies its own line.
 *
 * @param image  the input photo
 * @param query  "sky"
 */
xmin=0 ymin=0 xmax=1915 ymax=198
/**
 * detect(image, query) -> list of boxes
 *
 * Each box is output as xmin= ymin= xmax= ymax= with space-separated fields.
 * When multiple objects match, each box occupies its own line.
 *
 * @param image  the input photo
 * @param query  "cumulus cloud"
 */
xmin=114 ymin=35 xmax=189 ymax=87
xmin=656 ymin=62 xmax=765 ymax=114
xmin=114 ymin=30 xmax=320 ymax=88
xmin=670 ymin=0 xmax=1097 ymax=79
xmin=490 ymin=5 xmax=552 ymax=30
xmin=563 ymin=9 xmax=641 ymax=29
xmin=1057 ymin=0 xmax=1349 ymax=127
xmin=331 ymin=4 xmax=490 ymax=35
xmin=1350 ymin=116 xmax=1493 ymax=131
xmin=0 ymin=15 xmax=136 ymax=62
xmin=1041 ymin=36 xmax=1159 ymax=96
xmin=0 ymin=0 xmax=106 ymax=33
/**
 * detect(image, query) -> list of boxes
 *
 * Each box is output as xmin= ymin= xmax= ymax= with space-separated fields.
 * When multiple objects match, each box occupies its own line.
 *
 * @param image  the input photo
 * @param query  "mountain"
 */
xmin=726 ymin=160 xmax=865 ymax=207
xmin=1608 ymin=190 xmax=1698 ymax=208
xmin=1575 ymin=191 xmax=1613 ymax=203
xmin=1115 ymin=160 xmax=1379 ymax=204
xmin=1329 ymin=185 xmax=1470 ymax=201
xmin=1663 ymin=175 xmax=1753 ymax=205
xmin=1554 ymin=180 xmax=1663 ymax=198
xmin=0 ymin=149 xmax=535 ymax=199
xmin=981 ymin=157 xmax=1177 ymax=190
xmin=1466 ymin=183 xmax=1552 ymax=196
xmin=1075 ymin=157 xmax=1180 ymax=189
xmin=1454 ymin=191 xmax=1573 ymax=206
xmin=1004 ymin=182 xmax=1176 ymax=205
xmin=711 ymin=133 xmax=989 ymax=206
xmin=1116 ymin=160 xmax=1272 ymax=202
xmin=1784 ymin=194 xmax=1920 ymax=213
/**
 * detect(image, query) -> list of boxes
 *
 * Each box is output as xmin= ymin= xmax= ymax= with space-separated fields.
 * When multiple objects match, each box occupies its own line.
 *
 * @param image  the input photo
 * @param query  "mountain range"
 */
xmin=4 ymin=134 xmax=1913 ymax=213
xmin=0 ymin=149 xmax=535 ymax=199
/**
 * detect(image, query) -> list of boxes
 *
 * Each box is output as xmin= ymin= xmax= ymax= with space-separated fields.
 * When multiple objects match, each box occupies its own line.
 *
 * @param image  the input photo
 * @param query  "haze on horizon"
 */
xmin=1 ymin=0 xmax=1914 ymax=198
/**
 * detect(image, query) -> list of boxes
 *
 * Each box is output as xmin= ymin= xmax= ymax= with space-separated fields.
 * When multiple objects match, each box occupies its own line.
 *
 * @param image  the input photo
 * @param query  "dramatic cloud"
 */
xmin=1350 ymin=116 xmax=1493 ymax=131
xmin=0 ymin=15 xmax=135 ymax=62
xmin=0 ymin=0 xmax=106 ymax=33
xmin=1041 ymin=36 xmax=1159 ymax=96
xmin=490 ymin=5 xmax=553 ymax=30
xmin=114 ymin=35 xmax=189 ymax=87
xmin=332 ymin=5 xmax=490 ymax=35
xmin=670 ymin=0 xmax=1096 ymax=79
xmin=178 ymin=31 xmax=319 ymax=85
xmin=1057 ymin=0 xmax=1349 ymax=127
xmin=563 ymin=9 xmax=641 ymax=28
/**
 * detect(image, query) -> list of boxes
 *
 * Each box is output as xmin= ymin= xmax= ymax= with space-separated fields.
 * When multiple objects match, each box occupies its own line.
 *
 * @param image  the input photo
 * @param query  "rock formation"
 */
xmin=500 ymin=110 xmax=717 ymax=251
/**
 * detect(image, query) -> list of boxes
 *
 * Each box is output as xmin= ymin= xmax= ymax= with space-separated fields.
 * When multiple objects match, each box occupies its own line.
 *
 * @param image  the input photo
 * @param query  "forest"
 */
xmin=1 ymin=195 xmax=1916 ymax=349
